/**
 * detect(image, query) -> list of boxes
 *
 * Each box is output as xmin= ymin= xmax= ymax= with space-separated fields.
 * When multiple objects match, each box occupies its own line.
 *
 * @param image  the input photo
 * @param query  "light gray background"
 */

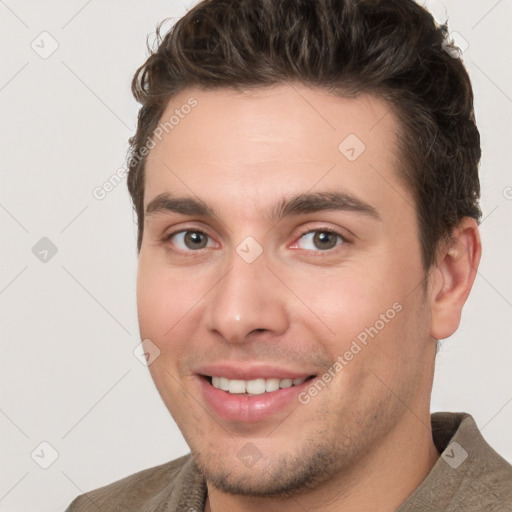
xmin=0 ymin=1 xmax=511 ymax=510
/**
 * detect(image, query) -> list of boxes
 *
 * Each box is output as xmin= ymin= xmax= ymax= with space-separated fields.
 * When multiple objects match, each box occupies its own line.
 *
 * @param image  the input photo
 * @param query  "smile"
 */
xmin=198 ymin=373 xmax=317 ymax=422
xmin=209 ymin=376 xmax=311 ymax=395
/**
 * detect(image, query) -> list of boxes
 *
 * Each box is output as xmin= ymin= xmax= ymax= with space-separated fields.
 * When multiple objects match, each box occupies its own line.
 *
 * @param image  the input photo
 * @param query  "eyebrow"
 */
xmin=145 ymin=191 xmax=380 ymax=223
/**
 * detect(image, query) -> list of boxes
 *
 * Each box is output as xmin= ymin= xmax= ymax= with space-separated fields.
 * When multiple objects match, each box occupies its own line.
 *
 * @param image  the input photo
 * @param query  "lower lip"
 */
xmin=199 ymin=377 xmax=313 ymax=423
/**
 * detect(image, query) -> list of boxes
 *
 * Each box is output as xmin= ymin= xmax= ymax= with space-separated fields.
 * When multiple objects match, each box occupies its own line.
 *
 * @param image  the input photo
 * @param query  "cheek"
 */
xmin=136 ymin=259 xmax=207 ymax=421
xmin=287 ymin=257 xmax=426 ymax=380
xmin=288 ymin=265 xmax=401 ymax=343
xmin=136 ymin=256 xmax=204 ymax=342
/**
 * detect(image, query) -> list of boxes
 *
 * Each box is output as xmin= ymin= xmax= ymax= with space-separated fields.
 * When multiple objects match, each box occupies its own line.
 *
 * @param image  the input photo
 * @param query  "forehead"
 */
xmin=143 ymin=84 xmax=412 ymax=218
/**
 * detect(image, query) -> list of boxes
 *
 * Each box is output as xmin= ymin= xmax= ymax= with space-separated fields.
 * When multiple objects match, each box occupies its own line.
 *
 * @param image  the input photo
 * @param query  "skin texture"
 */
xmin=136 ymin=84 xmax=481 ymax=512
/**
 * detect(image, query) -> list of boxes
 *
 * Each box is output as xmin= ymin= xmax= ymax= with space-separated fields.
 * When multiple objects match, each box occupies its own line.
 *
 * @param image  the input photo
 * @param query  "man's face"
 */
xmin=137 ymin=84 xmax=436 ymax=495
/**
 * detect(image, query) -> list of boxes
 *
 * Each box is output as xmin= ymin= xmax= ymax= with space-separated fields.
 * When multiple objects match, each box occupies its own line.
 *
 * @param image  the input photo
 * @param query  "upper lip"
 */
xmin=195 ymin=363 xmax=316 ymax=381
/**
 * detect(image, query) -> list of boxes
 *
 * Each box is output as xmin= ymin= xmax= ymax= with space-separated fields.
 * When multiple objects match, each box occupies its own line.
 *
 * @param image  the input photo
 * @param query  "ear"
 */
xmin=429 ymin=218 xmax=482 ymax=340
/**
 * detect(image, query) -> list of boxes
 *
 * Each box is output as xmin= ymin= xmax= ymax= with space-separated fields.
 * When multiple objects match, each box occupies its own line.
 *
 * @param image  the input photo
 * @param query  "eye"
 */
xmin=295 ymin=229 xmax=345 ymax=251
xmin=166 ymin=230 xmax=216 ymax=251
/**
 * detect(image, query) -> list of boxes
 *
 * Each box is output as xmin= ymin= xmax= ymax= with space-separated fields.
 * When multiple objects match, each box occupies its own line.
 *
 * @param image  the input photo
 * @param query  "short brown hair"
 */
xmin=127 ymin=0 xmax=481 ymax=268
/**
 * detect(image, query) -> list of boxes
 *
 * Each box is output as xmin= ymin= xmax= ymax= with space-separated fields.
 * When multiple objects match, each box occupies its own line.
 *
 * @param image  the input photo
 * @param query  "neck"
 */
xmin=205 ymin=412 xmax=439 ymax=512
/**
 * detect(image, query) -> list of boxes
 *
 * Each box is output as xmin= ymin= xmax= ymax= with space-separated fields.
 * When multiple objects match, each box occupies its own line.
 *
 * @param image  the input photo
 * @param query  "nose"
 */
xmin=204 ymin=250 xmax=289 ymax=344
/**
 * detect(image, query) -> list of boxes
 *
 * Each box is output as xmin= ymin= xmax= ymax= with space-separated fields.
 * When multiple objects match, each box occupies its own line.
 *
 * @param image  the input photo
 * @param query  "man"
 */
xmin=67 ymin=0 xmax=512 ymax=510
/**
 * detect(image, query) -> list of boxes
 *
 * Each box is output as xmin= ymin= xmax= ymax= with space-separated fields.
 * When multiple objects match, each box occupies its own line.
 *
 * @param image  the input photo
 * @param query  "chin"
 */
xmin=192 ymin=440 xmax=345 ymax=498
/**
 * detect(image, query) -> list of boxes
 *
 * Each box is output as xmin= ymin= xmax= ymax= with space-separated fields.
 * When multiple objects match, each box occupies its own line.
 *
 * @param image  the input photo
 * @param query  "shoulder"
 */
xmin=65 ymin=453 xmax=205 ymax=512
xmin=402 ymin=412 xmax=512 ymax=512
xmin=433 ymin=412 xmax=511 ymax=476
xmin=450 ymin=412 xmax=512 ymax=510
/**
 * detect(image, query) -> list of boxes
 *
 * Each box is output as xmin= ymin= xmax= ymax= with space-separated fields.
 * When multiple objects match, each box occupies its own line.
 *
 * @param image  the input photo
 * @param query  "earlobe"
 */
xmin=430 ymin=218 xmax=482 ymax=340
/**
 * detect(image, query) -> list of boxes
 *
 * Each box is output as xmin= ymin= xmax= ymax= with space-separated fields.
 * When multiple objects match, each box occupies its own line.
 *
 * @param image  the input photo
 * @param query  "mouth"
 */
xmin=202 ymin=375 xmax=317 ymax=396
xmin=197 ymin=373 xmax=318 ymax=422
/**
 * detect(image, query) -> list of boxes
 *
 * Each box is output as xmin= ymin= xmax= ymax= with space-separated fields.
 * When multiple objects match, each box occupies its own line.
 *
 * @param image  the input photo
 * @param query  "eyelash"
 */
xmin=161 ymin=226 xmax=349 ymax=256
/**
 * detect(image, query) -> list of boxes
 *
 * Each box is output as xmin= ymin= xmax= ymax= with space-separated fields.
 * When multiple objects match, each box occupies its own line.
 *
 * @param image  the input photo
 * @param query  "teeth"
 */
xmin=265 ymin=378 xmax=280 ymax=392
xmin=279 ymin=378 xmax=293 ymax=388
xmin=246 ymin=378 xmax=266 ymax=395
xmin=228 ymin=379 xmax=246 ymax=394
xmin=210 ymin=376 xmax=309 ymax=394
xmin=218 ymin=377 xmax=230 ymax=391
